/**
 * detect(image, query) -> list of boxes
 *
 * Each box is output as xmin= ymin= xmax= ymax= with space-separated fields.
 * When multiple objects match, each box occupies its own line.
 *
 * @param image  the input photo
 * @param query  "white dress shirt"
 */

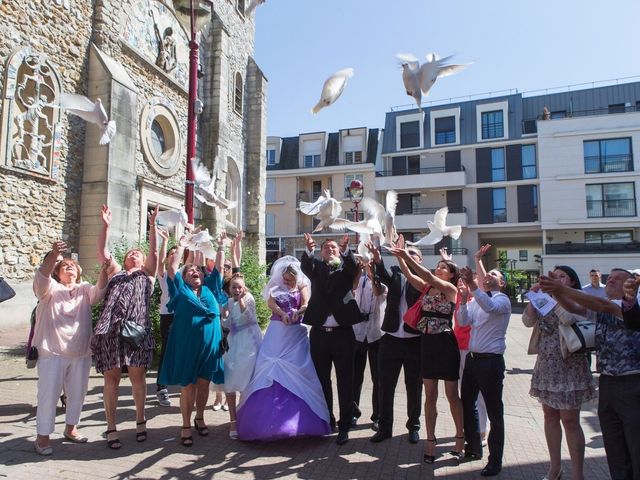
xmin=457 ymin=289 xmax=511 ymax=354
xmin=353 ymin=273 xmax=386 ymax=343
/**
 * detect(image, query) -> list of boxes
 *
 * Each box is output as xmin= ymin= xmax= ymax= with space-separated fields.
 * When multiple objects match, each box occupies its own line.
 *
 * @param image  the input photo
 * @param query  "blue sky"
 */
xmin=254 ymin=0 xmax=639 ymax=137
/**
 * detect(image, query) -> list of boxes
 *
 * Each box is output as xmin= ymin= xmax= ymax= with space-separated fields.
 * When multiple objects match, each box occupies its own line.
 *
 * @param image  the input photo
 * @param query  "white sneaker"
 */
xmin=156 ymin=389 xmax=171 ymax=407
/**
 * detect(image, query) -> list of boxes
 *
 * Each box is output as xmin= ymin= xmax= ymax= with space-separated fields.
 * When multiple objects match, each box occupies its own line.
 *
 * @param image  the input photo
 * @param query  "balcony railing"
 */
xmin=546 ymin=242 xmax=640 ymax=255
xmin=523 ymin=104 xmax=640 ymax=131
xmin=584 ymin=154 xmax=633 ymax=174
xmin=587 ymin=199 xmax=636 ymax=218
xmin=376 ymin=165 xmax=465 ymax=177
xmin=396 ymin=206 xmax=467 ymax=215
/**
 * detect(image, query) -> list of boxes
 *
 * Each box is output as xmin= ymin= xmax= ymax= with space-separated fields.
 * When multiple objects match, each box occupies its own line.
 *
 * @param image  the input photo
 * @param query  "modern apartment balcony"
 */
xmin=375 ymin=166 xmax=466 ymax=192
xmin=395 ymin=207 xmax=468 ymax=230
xmin=545 ymin=242 xmax=640 ymax=255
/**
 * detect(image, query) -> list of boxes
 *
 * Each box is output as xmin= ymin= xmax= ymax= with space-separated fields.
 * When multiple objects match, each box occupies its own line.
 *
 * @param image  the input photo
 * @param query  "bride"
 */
xmin=236 ymin=256 xmax=331 ymax=440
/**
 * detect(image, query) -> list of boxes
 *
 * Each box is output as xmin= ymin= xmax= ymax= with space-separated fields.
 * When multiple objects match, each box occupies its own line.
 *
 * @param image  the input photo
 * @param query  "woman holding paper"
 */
xmin=523 ymin=266 xmax=595 ymax=480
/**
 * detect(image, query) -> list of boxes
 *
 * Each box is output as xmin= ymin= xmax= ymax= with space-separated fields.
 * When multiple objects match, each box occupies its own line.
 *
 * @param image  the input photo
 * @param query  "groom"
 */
xmin=301 ymin=233 xmax=362 ymax=445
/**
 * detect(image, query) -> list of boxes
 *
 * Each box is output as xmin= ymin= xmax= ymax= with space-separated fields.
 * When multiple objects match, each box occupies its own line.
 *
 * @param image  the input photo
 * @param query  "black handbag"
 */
xmin=0 ymin=277 xmax=16 ymax=304
xmin=119 ymin=320 xmax=148 ymax=348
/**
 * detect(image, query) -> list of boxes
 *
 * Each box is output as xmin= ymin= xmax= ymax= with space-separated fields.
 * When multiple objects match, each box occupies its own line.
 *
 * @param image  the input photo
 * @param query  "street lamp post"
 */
xmin=173 ymin=0 xmax=213 ymax=223
xmin=345 ymin=179 xmax=364 ymax=243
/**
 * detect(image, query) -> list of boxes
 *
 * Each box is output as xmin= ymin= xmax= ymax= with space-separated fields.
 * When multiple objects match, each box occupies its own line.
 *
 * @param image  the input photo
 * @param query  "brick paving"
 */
xmin=0 ymin=314 xmax=610 ymax=479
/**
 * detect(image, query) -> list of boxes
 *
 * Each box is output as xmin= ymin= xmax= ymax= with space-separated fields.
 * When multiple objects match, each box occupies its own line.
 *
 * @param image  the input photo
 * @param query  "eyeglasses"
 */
xmin=223 ymin=264 xmax=231 ymax=270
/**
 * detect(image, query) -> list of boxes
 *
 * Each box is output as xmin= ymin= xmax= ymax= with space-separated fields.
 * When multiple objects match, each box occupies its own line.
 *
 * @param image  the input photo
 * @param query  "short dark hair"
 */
xmin=320 ymin=239 xmax=339 ymax=249
xmin=589 ymin=269 xmax=600 ymax=274
xmin=610 ymin=267 xmax=633 ymax=277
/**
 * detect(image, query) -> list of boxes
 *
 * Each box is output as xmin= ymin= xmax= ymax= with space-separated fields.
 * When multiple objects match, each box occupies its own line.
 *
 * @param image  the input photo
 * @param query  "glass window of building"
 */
xmin=583 ymin=138 xmax=632 ymax=173
xmin=266 ymin=148 xmax=277 ymax=166
xmin=491 ymin=147 xmax=505 ymax=181
xmin=481 ymin=110 xmax=504 ymax=139
xmin=522 ymin=144 xmax=537 ymax=179
xmin=400 ymin=120 xmax=420 ymax=149
xmin=493 ymin=187 xmax=506 ymax=222
xmin=586 ymin=182 xmax=636 ymax=218
xmin=434 ymin=116 xmax=456 ymax=145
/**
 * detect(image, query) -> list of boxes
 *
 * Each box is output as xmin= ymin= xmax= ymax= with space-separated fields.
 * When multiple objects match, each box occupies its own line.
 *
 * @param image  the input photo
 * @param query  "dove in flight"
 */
xmin=354 ymin=240 xmax=373 ymax=263
xmin=56 ymin=93 xmax=116 ymax=144
xmin=395 ymin=53 xmax=469 ymax=110
xmin=359 ymin=190 xmax=399 ymax=246
xmin=311 ymin=68 xmax=354 ymax=114
xmin=192 ymin=158 xmax=238 ymax=210
xmin=299 ymin=189 xmax=343 ymax=232
xmin=406 ymin=206 xmax=462 ymax=246
xmin=155 ymin=209 xmax=188 ymax=229
xmin=214 ymin=206 xmax=240 ymax=236
xmin=245 ymin=0 xmax=265 ymax=15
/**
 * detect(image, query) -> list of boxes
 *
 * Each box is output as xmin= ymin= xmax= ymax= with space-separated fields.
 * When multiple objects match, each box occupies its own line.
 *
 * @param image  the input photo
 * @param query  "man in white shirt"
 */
xmin=581 ymin=269 xmax=607 ymax=299
xmin=457 ymin=267 xmax=511 ymax=477
xmin=352 ymin=259 xmax=386 ymax=430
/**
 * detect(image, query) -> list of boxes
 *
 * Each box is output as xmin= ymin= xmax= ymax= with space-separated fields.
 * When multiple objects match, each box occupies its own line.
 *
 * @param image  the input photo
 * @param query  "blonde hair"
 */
xmin=53 ymin=258 xmax=83 ymax=284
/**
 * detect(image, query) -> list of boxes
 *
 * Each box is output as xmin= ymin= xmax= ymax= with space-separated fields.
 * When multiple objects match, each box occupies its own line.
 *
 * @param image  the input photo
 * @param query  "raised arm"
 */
xmin=300 ymin=233 xmax=317 ymax=278
xmin=215 ymin=232 xmax=226 ymax=274
xmin=143 ymin=206 xmax=159 ymax=278
xmin=474 ymin=244 xmax=491 ymax=290
xmin=39 ymin=241 xmax=66 ymax=278
xmin=539 ymin=274 xmax=619 ymax=317
xmin=98 ymin=205 xmax=120 ymax=276
xmin=389 ymin=246 xmax=457 ymax=299
xmin=231 ymin=231 xmax=243 ymax=269
xmin=156 ymin=228 xmax=170 ymax=278
xmin=167 ymin=238 xmax=187 ymax=280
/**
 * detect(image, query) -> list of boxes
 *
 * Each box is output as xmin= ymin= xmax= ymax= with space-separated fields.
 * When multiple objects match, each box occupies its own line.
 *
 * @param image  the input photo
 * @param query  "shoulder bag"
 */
xmin=119 ymin=319 xmax=148 ymax=348
xmin=0 ymin=277 xmax=16 ymax=303
xmin=558 ymin=320 xmax=596 ymax=358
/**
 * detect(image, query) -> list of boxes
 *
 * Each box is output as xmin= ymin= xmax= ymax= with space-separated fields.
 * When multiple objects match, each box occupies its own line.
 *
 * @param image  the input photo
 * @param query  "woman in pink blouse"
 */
xmin=32 ymin=240 xmax=109 ymax=456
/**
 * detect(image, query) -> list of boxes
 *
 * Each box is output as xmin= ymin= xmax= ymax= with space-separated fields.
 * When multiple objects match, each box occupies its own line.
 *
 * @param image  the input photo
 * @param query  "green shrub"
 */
xmin=239 ymin=246 xmax=271 ymax=330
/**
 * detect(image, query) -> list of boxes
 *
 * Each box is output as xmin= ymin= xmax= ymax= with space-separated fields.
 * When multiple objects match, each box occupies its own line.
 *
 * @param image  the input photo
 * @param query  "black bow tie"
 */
xmin=486 ymin=291 xmax=493 ymax=297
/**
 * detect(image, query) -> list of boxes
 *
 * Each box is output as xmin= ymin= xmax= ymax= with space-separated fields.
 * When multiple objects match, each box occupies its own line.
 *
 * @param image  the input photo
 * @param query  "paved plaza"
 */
xmin=0 ymin=314 xmax=611 ymax=479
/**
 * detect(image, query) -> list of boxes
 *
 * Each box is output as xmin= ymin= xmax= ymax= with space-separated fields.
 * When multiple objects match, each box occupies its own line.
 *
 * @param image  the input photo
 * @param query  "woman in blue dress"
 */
xmin=159 ymin=234 xmax=227 ymax=447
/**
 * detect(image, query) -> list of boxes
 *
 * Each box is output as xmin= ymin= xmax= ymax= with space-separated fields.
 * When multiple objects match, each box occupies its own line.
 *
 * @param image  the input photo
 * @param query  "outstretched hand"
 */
xmin=474 ymin=244 xmax=492 ymax=260
xmin=623 ymin=276 xmax=640 ymax=303
xmin=439 ymin=247 xmax=452 ymax=261
xmin=366 ymin=241 xmax=381 ymax=264
xmin=539 ymin=271 xmax=564 ymax=295
xmin=303 ymin=232 xmax=316 ymax=252
xmin=459 ymin=266 xmax=475 ymax=287
xmin=52 ymin=240 xmax=68 ymax=256
xmin=100 ymin=205 xmax=112 ymax=227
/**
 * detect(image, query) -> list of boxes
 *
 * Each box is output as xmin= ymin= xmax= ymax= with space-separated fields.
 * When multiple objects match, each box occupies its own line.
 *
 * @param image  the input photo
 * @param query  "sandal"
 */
xmin=229 ymin=420 xmax=238 ymax=440
xmin=105 ymin=429 xmax=121 ymax=450
xmin=193 ymin=417 xmax=209 ymax=436
xmin=136 ymin=420 xmax=147 ymax=442
xmin=449 ymin=435 xmax=464 ymax=460
xmin=181 ymin=427 xmax=193 ymax=447
xmin=423 ymin=438 xmax=437 ymax=464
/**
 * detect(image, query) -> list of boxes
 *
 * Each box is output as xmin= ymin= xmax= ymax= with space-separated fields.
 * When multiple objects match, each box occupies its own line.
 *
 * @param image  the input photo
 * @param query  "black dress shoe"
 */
xmin=408 ymin=430 xmax=419 ymax=444
xmin=480 ymin=463 xmax=502 ymax=476
xmin=351 ymin=416 xmax=358 ymax=426
xmin=336 ymin=430 xmax=349 ymax=445
xmin=369 ymin=431 xmax=392 ymax=443
xmin=463 ymin=451 xmax=482 ymax=461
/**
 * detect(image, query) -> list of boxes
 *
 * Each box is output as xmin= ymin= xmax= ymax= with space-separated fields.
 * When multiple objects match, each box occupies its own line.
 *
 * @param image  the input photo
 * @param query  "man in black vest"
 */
xmin=370 ymin=244 xmax=423 ymax=444
xmin=301 ymin=233 xmax=362 ymax=445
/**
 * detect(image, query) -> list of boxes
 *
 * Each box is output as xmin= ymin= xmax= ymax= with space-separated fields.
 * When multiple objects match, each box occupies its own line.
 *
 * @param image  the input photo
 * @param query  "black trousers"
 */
xmin=156 ymin=313 xmax=174 ymax=389
xmin=309 ymin=327 xmax=356 ymax=431
xmin=598 ymin=373 xmax=640 ymax=480
xmin=461 ymin=353 xmax=505 ymax=466
xmin=377 ymin=334 xmax=422 ymax=434
xmin=353 ymin=338 xmax=380 ymax=422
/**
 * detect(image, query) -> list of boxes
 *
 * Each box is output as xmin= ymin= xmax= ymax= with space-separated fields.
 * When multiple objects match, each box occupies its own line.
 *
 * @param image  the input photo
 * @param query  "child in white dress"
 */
xmin=222 ymin=273 xmax=263 ymax=438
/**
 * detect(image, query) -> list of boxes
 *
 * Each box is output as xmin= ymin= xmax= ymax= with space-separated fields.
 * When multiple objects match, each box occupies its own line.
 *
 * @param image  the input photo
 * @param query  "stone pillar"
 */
xmin=78 ymin=44 xmax=139 ymax=271
xmin=244 ymin=57 xmax=267 ymax=262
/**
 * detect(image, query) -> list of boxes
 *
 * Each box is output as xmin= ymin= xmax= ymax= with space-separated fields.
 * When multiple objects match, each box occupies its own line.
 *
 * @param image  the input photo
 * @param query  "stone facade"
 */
xmin=0 ymin=0 xmax=267 ymax=323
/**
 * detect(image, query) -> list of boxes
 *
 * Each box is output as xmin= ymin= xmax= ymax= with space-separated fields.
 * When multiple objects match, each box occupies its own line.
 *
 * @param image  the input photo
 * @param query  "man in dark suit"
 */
xmin=369 ymin=244 xmax=423 ymax=444
xmin=301 ymin=233 xmax=362 ymax=445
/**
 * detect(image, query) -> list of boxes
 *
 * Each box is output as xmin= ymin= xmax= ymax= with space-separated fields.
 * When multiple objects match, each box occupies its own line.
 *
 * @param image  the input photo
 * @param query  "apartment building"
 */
xmin=265 ymin=128 xmax=381 ymax=263
xmin=380 ymin=79 xmax=640 ymax=281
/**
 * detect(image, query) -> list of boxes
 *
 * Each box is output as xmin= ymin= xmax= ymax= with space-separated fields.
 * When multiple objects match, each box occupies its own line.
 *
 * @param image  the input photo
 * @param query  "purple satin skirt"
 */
xmin=237 ymin=381 xmax=331 ymax=441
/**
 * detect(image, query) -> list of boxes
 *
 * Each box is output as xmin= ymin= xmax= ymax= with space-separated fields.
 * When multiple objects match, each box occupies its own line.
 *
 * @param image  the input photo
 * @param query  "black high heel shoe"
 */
xmin=423 ymin=438 xmax=437 ymax=464
xmin=449 ymin=435 xmax=464 ymax=460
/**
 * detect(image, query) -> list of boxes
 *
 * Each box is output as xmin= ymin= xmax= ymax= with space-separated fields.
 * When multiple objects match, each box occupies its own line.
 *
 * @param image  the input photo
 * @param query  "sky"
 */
xmin=253 ymin=0 xmax=640 ymax=137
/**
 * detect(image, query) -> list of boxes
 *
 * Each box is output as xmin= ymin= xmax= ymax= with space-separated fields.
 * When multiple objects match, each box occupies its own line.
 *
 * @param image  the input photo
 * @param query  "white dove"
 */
xmin=406 ymin=206 xmax=462 ymax=247
xmin=299 ymin=189 xmax=343 ymax=232
xmin=359 ymin=190 xmax=399 ymax=246
xmin=215 ymin=206 xmax=240 ymax=236
xmin=245 ymin=0 xmax=265 ymax=15
xmin=55 ymin=93 xmax=116 ymax=145
xmin=395 ymin=53 xmax=469 ymax=110
xmin=192 ymin=158 xmax=237 ymax=210
xmin=354 ymin=240 xmax=373 ymax=263
xmin=311 ymin=68 xmax=354 ymax=114
xmin=330 ymin=216 xmax=383 ymax=240
xmin=155 ymin=209 xmax=188 ymax=229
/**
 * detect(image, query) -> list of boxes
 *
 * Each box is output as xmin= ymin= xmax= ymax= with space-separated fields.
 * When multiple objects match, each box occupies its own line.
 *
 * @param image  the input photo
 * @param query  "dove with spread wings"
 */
xmin=396 ymin=53 xmax=470 ymax=111
xmin=406 ymin=206 xmax=462 ymax=246
xmin=358 ymin=190 xmax=399 ymax=246
xmin=298 ymin=189 xmax=347 ymax=232
xmin=55 ymin=93 xmax=116 ymax=145
xmin=191 ymin=158 xmax=238 ymax=211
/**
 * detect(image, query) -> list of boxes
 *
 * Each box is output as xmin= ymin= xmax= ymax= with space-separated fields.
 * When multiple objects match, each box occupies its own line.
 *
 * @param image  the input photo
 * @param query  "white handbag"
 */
xmin=559 ymin=320 xmax=596 ymax=357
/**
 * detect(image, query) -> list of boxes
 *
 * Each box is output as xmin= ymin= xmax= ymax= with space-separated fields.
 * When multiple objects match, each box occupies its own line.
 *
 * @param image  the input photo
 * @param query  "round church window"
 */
xmin=141 ymin=98 xmax=182 ymax=177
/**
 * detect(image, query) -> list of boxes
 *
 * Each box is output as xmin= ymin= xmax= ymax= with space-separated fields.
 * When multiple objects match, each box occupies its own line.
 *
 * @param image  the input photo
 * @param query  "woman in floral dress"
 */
xmin=523 ymin=265 xmax=596 ymax=480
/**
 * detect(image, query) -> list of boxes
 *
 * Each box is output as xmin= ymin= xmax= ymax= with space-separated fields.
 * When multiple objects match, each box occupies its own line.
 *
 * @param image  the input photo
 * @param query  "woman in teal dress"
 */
xmin=159 ymin=235 xmax=227 ymax=447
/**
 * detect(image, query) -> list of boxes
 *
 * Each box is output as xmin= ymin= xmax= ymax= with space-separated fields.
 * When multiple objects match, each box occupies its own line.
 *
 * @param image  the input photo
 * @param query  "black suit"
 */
xmin=302 ymin=249 xmax=361 ymax=431
xmin=374 ymin=258 xmax=423 ymax=435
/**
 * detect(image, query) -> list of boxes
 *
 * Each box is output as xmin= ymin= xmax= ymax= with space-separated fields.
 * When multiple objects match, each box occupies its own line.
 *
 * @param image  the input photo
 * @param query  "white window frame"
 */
xmin=344 ymin=151 xmax=363 ymax=164
xmin=299 ymin=134 xmax=325 ymax=168
xmin=476 ymin=100 xmax=509 ymax=142
xmin=430 ymin=107 xmax=460 ymax=147
xmin=266 ymin=148 xmax=277 ymax=166
xmin=395 ymin=112 xmax=424 ymax=151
